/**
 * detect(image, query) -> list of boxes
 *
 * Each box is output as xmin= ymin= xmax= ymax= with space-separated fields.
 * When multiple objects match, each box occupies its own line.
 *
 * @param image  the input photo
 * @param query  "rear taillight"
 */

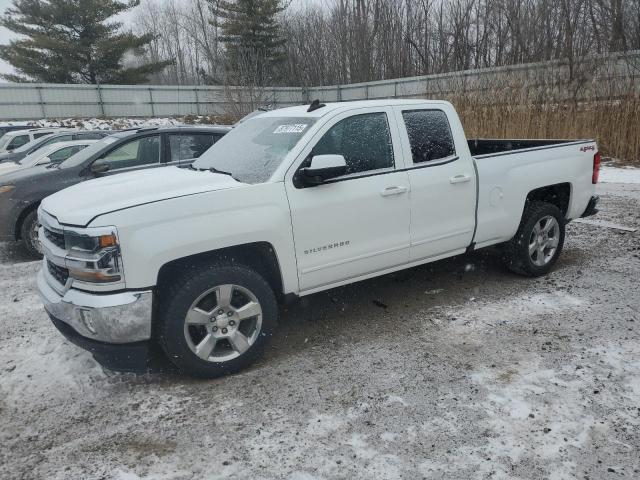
xmin=592 ymin=152 xmax=601 ymax=184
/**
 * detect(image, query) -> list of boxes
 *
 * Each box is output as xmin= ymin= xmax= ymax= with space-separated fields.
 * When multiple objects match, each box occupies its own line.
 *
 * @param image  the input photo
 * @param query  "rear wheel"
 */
xmin=20 ymin=210 xmax=42 ymax=259
xmin=502 ymin=201 xmax=565 ymax=276
xmin=157 ymin=262 xmax=277 ymax=378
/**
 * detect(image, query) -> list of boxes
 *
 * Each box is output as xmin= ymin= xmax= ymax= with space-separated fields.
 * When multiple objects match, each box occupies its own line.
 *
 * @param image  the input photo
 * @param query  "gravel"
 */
xmin=1 ymin=179 xmax=639 ymax=480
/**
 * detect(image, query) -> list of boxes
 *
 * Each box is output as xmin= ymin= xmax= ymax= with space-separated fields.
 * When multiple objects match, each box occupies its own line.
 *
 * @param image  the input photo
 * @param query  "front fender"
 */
xmin=90 ymin=182 xmax=299 ymax=294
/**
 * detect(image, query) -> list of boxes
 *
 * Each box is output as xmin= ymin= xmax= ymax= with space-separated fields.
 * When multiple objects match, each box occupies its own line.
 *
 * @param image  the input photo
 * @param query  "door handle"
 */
xmin=450 ymin=174 xmax=472 ymax=184
xmin=380 ymin=186 xmax=408 ymax=197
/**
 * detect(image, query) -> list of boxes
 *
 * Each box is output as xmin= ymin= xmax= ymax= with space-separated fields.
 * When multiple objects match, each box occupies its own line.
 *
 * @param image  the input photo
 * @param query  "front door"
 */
xmin=90 ymin=134 xmax=163 ymax=176
xmin=285 ymin=108 xmax=411 ymax=293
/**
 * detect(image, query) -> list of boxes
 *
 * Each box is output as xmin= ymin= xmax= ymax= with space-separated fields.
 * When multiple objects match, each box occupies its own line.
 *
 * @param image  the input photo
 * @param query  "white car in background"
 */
xmin=0 ymin=140 xmax=97 ymax=176
xmin=0 ymin=127 xmax=72 ymax=154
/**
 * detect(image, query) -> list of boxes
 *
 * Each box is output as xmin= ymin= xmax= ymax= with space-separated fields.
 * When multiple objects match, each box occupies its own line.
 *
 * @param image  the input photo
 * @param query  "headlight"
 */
xmin=64 ymin=230 xmax=124 ymax=284
xmin=0 ymin=185 xmax=15 ymax=194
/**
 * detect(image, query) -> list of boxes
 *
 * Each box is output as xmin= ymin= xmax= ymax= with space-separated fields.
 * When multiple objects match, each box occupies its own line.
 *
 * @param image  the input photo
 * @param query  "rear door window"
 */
xmin=402 ymin=110 xmax=455 ymax=163
xmin=168 ymin=133 xmax=217 ymax=162
xmin=94 ymin=135 xmax=161 ymax=170
xmin=33 ymin=132 xmax=53 ymax=139
xmin=78 ymin=132 xmax=107 ymax=140
xmin=40 ymin=134 xmax=73 ymax=148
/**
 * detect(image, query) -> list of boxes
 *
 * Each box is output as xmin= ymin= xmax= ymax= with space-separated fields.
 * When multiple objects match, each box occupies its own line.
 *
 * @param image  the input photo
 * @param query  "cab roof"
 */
xmin=257 ymin=99 xmax=451 ymax=118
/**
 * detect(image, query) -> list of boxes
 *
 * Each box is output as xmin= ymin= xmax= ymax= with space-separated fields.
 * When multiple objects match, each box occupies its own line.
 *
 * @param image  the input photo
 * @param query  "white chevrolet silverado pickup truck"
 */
xmin=36 ymin=99 xmax=600 ymax=377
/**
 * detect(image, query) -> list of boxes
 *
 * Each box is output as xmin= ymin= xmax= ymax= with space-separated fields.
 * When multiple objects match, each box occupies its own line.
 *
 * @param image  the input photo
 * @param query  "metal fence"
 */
xmin=1 ymin=50 xmax=639 ymax=120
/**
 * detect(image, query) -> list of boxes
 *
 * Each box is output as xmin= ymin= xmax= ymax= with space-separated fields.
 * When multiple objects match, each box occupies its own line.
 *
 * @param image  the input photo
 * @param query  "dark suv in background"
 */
xmin=0 ymin=125 xmax=230 ymax=256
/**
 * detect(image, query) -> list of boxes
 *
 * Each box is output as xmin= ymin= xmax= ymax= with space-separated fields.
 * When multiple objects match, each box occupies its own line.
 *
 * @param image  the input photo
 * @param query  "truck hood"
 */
xmin=41 ymin=166 xmax=242 ymax=226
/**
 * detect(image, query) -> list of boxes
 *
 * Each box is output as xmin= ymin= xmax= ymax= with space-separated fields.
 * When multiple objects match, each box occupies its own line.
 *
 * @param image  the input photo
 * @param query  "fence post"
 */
xmin=394 ymin=81 xmax=398 ymax=98
xmin=96 ymin=83 xmax=105 ymax=117
xmin=148 ymin=88 xmax=155 ymax=117
xmin=36 ymin=85 xmax=46 ymax=118
xmin=365 ymin=84 xmax=369 ymax=100
xmin=195 ymin=87 xmax=200 ymax=116
xmin=337 ymin=85 xmax=342 ymax=102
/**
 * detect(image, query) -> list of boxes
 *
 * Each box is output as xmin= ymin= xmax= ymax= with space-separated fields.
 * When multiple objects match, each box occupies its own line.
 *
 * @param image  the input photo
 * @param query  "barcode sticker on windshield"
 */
xmin=273 ymin=124 xmax=307 ymax=134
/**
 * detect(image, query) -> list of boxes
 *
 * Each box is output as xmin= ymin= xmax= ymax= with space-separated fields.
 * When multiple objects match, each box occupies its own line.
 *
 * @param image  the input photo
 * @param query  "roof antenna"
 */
xmin=307 ymin=99 xmax=326 ymax=112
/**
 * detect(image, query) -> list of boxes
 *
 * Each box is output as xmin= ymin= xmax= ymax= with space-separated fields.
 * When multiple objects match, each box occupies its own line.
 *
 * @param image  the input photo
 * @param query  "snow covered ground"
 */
xmin=1 ymin=174 xmax=639 ymax=479
xmin=600 ymin=165 xmax=640 ymax=184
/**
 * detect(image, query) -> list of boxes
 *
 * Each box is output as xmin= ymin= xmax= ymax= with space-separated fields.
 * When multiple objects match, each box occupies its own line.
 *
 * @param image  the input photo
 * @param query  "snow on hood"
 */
xmin=41 ymin=166 xmax=242 ymax=226
xmin=0 ymin=162 xmax=20 ymax=176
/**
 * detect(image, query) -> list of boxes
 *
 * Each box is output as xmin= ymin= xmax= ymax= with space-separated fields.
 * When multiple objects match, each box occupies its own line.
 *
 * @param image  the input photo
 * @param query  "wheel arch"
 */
xmin=156 ymin=241 xmax=285 ymax=299
xmin=524 ymin=182 xmax=571 ymax=218
xmin=15 ymin=201 xmax=40 ymax=241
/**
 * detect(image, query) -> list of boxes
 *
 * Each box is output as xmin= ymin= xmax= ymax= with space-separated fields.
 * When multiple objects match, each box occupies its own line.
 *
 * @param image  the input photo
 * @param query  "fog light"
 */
xmin=79 ymin=309 xmax=97 ymax=334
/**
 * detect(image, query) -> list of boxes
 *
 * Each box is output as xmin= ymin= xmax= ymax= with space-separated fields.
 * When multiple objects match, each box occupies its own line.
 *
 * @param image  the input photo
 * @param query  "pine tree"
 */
xmin=213 ymin=0 xmax=286 ymax=86
xmin=0 ymin=0 xmax=172 ymax=84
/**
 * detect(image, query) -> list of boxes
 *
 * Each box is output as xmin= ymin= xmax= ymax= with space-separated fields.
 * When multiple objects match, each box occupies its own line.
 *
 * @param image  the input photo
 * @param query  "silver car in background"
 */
xmin=0 ymin=140 xmax=98 ymax=176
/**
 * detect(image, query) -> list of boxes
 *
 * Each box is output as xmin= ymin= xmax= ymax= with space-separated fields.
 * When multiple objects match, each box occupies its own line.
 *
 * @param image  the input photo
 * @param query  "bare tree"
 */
xmin=133 ymin=0 xmax=640 ymax=87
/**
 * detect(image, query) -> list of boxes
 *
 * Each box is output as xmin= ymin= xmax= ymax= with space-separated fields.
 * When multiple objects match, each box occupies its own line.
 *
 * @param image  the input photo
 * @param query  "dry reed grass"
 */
xmin=454 ymin=95 xmax=640 ymax=165
xmin=437 ymin=59 xmax=640 ymax=165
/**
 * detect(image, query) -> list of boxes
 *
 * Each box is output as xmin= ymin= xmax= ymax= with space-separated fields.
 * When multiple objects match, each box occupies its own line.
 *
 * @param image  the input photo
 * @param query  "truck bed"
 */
xmin=468 ymin=139 xmax=579 ymax=157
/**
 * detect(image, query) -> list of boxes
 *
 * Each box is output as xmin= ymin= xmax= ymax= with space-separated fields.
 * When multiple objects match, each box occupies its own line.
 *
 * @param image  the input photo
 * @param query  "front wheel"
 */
xmin=502 ymin=201 xmax=565 ymax=276
xmin=20 ymin=210 xmax=43 ymax=259
xmin=157 ymin=263 xmax=278 ymax=378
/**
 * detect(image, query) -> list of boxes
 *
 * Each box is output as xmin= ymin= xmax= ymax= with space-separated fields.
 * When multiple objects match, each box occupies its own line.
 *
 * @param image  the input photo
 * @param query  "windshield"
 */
xmin=13 ymin=137 xmax=44 ymax=154
xmin=0 ymin=135 xmax=14 ymax=150
xmin=193 ymin=116 xmax=316 ymax=184
xmin=59 ymin=135 xmax=119 ymax=168
xmin=18 ymin=147 xmax=49 ymax=166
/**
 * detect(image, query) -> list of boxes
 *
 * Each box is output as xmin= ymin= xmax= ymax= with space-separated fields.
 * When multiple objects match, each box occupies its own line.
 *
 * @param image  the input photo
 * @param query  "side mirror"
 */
xmin=37 ymin=157 xmax=51 ymax=165
xmin=91 ymin=162 xmax=110 ymax=174
xmin=300 ymin=154 xmax=347 ymax=186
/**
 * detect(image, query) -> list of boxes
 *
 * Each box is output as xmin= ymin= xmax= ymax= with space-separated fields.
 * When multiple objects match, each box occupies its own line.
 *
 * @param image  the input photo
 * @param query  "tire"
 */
xmin=502 ymin=201 xmax=565 ymax=277
xmin=156 ymin=262 xmax=278 ymax=378
xmin=20 ymin=210 xmax=43 ymax=259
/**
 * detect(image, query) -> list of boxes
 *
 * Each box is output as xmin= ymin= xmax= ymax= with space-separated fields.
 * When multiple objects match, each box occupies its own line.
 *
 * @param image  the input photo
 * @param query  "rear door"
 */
xmin=285 ymin=107 xmax=411 ymax=292
xmin=393 ymin=107 xmax=476 ymax=261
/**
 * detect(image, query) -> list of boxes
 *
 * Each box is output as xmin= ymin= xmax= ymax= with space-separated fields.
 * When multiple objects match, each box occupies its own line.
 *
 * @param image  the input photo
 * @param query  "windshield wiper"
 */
xmin=208 ymin=167 xmax=235 ymax=177
xmin=192 ymin=165 xmax=239 ymax=181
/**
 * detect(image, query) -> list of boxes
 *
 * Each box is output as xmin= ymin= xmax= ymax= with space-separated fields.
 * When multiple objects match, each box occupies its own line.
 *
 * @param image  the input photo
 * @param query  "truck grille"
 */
xmin=47 ymin=260 xmax=69 ymax=285
xmin=43 ymin=228 xmax=65 ymax=249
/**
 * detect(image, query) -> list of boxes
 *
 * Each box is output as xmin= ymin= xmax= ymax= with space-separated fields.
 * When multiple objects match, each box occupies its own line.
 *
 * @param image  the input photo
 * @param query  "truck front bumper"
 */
xmin=37 ymin=269 xmax=154 ymax=371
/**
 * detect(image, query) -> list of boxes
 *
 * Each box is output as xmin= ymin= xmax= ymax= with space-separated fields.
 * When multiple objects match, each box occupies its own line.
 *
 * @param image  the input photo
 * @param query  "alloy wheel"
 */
xmin=528 ymin=215 xmax=559 ymax=266
xmin=183 ymin=284 xmax=263 ymax=362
